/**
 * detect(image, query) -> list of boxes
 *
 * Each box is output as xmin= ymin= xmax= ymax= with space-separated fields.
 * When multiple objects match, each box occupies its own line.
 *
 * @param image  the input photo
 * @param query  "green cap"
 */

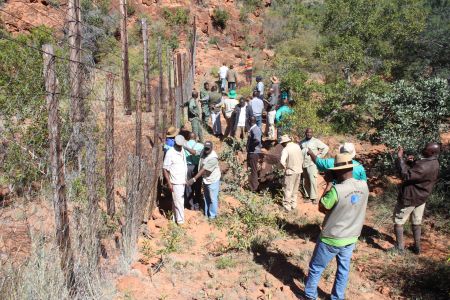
xmin=228 ymin=90 xmax=237 ymax=99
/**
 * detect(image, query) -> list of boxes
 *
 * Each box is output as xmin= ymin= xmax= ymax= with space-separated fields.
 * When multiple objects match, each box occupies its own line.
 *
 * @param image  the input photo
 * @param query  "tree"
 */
xmin=368 ymin=77 xmax=449 ymax=153
xmin=319 ymin=0 xmax=427 ymax=76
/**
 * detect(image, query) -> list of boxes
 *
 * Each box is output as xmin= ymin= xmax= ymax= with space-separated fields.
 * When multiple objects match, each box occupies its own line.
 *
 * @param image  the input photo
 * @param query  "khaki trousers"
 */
xmin=394 ymin=202 xmax=426 ymax=225
xmin=235 ymin=126 xmax=247 ymax=140
xmin=303 ymin=164 xmax=318 ymax=201
xmin=283 ymin=173 xmax=301 ymax=210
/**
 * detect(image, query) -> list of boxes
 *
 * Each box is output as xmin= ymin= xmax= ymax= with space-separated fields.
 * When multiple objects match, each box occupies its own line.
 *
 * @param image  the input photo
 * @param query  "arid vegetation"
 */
xmin=0 ymin=0 xmax=449 ymax=299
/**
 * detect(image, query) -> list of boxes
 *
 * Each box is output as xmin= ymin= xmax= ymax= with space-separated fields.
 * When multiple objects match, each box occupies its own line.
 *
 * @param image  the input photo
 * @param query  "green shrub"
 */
xmin=212 ymin=8 xmax=230 ymax=30
xmin=216 ymin=256 xmax=236 ymax=269
xmin=162 ymin=7 xmax=190 ymax=26
xmin=0 ymin=29 xmax=72 ymax=190
xmin=208 ymin=36 xmax=219 ymax=45
xmin=237 ymin=86 xmax=253 ymax=98
xmin=368 ymin=78 xmax=449 ymax=154
xmin=126 ymin=2 xmax=136 ymax=16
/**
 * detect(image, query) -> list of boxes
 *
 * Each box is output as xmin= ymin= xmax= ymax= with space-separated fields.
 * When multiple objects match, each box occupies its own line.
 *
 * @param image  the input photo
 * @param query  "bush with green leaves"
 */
xmin=212 ymin=8 xmax=230 ymax=30
xmin=0 ymin=28 xmax=71 ymax=190
xmin=368 ymin=78 xmax=449 ymax=153
xmin=80 ymin=0 xmax=120 ymax=62
xmin=162 ymin=7 xmax=190 ymax=27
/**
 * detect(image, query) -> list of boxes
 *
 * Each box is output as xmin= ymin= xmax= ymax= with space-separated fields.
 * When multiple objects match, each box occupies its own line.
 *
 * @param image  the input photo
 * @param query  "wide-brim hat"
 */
xmin=279 ymin=135 xmax=291 ymax=144
xmin=339 ymin=142 xmax=356 ymax=159
xmin=228 ymin=90 xmax=237 ymax=99
xmin=166 ymin=126 xmax=177 ymax=138
xmin=330 ymin=153 xmax=358 ymax=170
xmin=270 ymin=76 xmax=279 ymax=83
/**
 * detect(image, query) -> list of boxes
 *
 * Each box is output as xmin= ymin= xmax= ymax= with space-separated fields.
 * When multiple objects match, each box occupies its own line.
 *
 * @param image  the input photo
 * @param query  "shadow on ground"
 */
xmin=252 ymin=244 xmax=328 ymax=299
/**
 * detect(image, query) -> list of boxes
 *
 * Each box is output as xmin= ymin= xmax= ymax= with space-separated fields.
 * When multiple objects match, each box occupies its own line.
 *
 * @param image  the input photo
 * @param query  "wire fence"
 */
xmin=0 ymin=1 xmax=197 ymax=297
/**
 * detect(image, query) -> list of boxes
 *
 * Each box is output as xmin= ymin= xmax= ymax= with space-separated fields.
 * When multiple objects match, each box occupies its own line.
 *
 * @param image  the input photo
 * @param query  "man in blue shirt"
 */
xmin=307 ymin=142 xmax=367 ymax=181
xmin=249 ymin=91 xmax=264 ymax=129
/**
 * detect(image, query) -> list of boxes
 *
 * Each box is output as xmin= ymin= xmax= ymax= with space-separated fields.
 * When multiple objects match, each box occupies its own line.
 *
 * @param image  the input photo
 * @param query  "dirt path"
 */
xmin=115 ymin=196 xmax=391 ymax=300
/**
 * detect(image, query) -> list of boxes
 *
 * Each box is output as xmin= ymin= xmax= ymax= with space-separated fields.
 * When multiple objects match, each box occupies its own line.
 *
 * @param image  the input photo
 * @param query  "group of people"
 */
xmin=190 ymin=74 xmax=294 ymax=145
xmin=162 ymin=128 xmax=222 ymax=225
xmin=165 ymin=63 xmax=442 ymax=300
xmin=278 ymin=134 xmax=440 ymax=299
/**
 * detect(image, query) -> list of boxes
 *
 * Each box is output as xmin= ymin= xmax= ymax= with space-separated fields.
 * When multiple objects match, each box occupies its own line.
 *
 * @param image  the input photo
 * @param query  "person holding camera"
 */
xmin=392 ymin=143 xmax=440 ymax=254
xmin=304 ymin=153 xmax=369 ymax=300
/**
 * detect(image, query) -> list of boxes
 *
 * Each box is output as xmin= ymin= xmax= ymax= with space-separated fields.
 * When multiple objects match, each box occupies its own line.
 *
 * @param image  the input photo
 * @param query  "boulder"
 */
xmin=262 ymin=48 xmax=275 ymax=59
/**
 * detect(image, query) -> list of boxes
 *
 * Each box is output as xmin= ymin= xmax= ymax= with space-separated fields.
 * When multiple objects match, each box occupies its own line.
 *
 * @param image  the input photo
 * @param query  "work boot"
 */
xmin=412 ymin=225 xmax=422 ymax=255
xmin=394 ymin=224 xmax=405 ymax=252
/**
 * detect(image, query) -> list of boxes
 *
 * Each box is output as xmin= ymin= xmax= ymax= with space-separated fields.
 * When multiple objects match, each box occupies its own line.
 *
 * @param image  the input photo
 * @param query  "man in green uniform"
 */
xmin=188 ymin=91 xmax=203 ymax=143
xmin=200 ymin=82 xmax=210 ymax=126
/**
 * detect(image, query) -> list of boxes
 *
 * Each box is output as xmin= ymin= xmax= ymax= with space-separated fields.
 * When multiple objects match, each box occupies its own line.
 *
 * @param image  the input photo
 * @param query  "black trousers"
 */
xmin=185 ymin=164 xmax=202 ymax=208
xmin=247 ymin=153 xmax=260 ymax=192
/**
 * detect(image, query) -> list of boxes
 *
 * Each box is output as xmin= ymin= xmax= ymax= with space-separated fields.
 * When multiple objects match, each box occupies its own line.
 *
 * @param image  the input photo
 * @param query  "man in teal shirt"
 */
xmin=275 ymin=97 xmax=293 ymax=142
xmin=183 ymin=132 xmax=204 ymax=210
xmin=307 ymin=142 xmax=367 ymax=181
xmin=304 ymin=153 xmax=369 ymax=300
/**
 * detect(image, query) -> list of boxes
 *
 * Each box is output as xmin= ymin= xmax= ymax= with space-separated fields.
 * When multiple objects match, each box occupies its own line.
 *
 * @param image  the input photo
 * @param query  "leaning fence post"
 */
xmin=105 ymin=74 xmax=115 ymax=216
xmin=43 ymin=44 xmax=76 ymax=294
xmin=142 ymin=18 xmax=151 ymax=112
xmin=120 ymin=0 xmax=132 ymax=115
xmin=135 ymin=82 xmax=142 ymax=158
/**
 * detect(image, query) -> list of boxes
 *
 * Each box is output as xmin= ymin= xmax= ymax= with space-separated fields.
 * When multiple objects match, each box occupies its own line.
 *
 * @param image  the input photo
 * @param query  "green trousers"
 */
xmin=191 ymin=118 xmax=203 ymax=143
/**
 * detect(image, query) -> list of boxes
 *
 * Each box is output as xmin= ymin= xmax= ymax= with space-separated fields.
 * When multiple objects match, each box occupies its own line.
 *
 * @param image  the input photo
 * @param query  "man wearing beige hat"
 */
xmin=163 ymin=135 xmax=188 ymax=225
xmin=280 ymin=135 xmax=303 ymax=211
xmin=164 ymin=126 xmax=178 ymax=154
xmin=304 ymin=153 xmax=369 ymax=300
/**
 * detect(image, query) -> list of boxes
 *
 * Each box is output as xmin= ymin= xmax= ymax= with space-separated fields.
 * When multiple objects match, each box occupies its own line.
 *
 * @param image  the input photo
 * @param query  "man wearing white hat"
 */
xmin=279 ymin=135 xmax=303 ymax=211
xmin=304 ymin=153 xmax=369 ymax=300
xmin=307 ymin=142 xmax=367 ymax=181
xmin=163 ymin=135 xmax=188 ymax=225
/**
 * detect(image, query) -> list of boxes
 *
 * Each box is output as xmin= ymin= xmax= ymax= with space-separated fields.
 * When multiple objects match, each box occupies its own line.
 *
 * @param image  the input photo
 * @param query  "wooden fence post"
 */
xmin=68 ymin=0 xmax=83 ymax=123
xmin=105 ymin=74 xmax=115 ymax=216
xmin=172 ymin=58 xmax=177 ymax=125
xmin=167 ymin=47 xmax=174 ymax=126
xmin=176 ymin=53 xmax=183 ymax=127
xmin=135 ymin=82 xmax=142 ymax=158
xmin=120 ymin=0 xmax=131 ymax=115
xmin=153 ymin=36 xmax=162 ymax=147
xmin=43 ymin=44 xmax=76 ymax=294
xmin=142 ymin=18 xmax=151 ymax=112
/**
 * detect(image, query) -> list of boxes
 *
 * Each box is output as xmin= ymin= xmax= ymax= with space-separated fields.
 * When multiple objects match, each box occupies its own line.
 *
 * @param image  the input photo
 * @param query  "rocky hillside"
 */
xmin=1 ymin=0 xmax=273 ymax=87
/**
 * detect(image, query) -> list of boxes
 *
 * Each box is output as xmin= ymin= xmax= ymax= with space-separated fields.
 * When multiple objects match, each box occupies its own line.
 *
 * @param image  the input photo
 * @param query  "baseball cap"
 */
xmin=175 ymin=135 xmax=186 ymax=146
xmin=204 ymin=141 xmax=213 ymax=150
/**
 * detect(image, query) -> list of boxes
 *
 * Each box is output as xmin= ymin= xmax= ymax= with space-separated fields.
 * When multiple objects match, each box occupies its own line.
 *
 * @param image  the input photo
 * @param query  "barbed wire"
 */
xmin=19 ymin=0 xmax=125 ymax=63
xmin=0 ymin=8 xmax=122 ymax=68
xmin=0 ymin=33 xmax=144 ymax=86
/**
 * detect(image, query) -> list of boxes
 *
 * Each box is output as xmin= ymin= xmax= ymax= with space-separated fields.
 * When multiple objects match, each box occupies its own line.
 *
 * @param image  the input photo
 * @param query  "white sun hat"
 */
xmin=339 ymin=142 xmax=356 ymax=159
